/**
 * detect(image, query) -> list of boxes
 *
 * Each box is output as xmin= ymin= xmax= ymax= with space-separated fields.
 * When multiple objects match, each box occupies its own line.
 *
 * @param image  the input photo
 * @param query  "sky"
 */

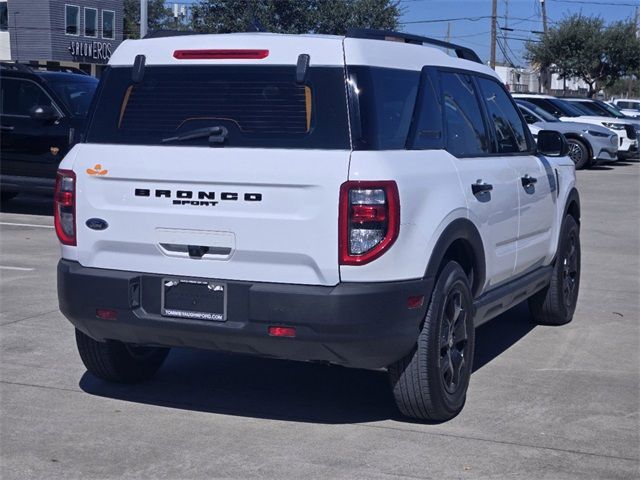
xmin=397 ymin=0 xmax=640 ymax=65
xmin=175 ymin=0 xmax=640 ymax=65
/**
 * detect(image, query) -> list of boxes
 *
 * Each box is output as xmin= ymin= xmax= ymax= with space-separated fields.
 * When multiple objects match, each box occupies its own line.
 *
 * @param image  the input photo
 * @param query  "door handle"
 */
xmin=471 ymin=181 xmax=493 ymax=196
xmin=0 ymin=125 xmax=15 ymax=132
xmin=521 ymin=175 xmax=538 ymax=188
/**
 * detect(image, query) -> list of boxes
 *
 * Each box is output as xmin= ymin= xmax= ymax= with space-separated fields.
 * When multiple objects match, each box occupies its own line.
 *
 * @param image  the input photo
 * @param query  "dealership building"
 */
xmin=0 ymin=0 xmax=123 ymax=77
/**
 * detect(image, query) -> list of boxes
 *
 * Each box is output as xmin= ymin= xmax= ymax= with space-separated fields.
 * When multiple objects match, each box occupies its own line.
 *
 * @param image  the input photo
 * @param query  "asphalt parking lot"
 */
xmin=1 ymin=161 xmax=639 ymax=480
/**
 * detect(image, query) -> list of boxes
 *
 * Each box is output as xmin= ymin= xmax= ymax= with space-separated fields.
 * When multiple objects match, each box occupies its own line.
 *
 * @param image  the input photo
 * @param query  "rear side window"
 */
xmin=440 ymin=72 xmax=490 ymax=157
xmin=519 ymin=107 xmax=539 ymax=124
xmin=477 ymin=77 xmax=530 ymax=153
xmin=1 ymin=79 xmax=55 ymax=116
xmin=524 ymin=98 xmax=563 ymax=117
xmin=409 ymin=70 xmax=443 ymax=150
xmin=86 ymin=65 xmax=350 ymax=149
xmin=347 ymin=66 xmax=420 ymax=150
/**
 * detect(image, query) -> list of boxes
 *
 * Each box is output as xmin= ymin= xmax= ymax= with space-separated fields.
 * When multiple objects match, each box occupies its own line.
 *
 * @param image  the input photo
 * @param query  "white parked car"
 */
xmin=516 ymin=99 xmax=618 ymax=169
xmin=56 ymin=30 xmax=581 ymax=422
xmin=513 ymin=94 xmax=639 ymax=159
xmin=610 ymin=99 xmax=640 ymax=118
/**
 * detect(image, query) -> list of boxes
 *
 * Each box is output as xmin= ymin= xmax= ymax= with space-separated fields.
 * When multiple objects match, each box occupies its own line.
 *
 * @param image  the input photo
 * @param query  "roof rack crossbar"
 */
xmin=346 ymin=28 xmax=482 ymax=65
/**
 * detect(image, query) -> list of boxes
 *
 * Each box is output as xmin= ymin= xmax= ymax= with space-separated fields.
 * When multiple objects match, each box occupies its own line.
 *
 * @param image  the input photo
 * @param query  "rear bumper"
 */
xmin=0 ymin=175 xmax=55 ymax=195
xmin=58 ymin=260 xmax=432 ymax=370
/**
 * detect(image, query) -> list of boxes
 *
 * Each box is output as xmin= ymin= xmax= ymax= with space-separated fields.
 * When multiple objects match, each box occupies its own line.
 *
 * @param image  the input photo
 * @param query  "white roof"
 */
xmin=512 ymin=93 xmax=555 ymax=99
xmin=109 ymin=32 xmax=498 ymax=79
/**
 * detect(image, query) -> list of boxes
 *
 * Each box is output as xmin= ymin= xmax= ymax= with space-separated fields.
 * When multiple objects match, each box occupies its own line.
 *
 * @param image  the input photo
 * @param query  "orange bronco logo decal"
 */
xmin=87 ymin=164 xmax=108 ymax=176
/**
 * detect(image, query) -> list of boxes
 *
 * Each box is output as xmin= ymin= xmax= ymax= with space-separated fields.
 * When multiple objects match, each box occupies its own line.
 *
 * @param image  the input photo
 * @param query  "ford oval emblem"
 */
xmin=86 ymin=218 xmax=108 ymax=231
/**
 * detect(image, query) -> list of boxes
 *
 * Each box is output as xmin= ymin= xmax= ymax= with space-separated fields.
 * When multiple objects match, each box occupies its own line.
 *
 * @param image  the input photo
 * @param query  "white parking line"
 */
xmin=0 ymin=266 xmax=35 ymax=271
xmin=0 ymin=222 xmax=54 ymax=229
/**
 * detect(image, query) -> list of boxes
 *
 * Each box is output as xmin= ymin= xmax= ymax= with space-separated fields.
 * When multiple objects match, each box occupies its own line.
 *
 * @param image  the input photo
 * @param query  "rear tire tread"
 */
xmin=75 ymin=329 xmax=169 ymax=383
xmin=389 ymin=261 xmax=474 ymax=422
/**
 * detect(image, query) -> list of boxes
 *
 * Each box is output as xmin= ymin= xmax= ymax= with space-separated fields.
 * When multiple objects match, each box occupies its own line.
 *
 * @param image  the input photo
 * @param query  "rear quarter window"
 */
xmin=347 ymin=66 xmax=420 ymax=150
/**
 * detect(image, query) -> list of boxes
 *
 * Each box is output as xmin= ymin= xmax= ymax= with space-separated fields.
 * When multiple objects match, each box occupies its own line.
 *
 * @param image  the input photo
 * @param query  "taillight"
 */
xmin=173 ymin=49 xmax=269 ymax=60
xmin=54 ymin=169 xmax=76 ymax=246
xmin=339 ymin=181 xmax=400 ymax=265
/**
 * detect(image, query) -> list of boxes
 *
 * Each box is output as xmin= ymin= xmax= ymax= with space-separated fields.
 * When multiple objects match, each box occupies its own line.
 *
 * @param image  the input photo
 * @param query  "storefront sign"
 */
xmin=68 ymin=41 xmax=112 ymax=62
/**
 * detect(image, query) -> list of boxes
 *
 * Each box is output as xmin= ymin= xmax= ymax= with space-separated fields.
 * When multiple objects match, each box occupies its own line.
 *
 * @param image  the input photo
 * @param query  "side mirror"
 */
xmin=29 ymin=105 xmax=60 ymax=123
xmin=537 ymin=130 xmax=569 ymax=157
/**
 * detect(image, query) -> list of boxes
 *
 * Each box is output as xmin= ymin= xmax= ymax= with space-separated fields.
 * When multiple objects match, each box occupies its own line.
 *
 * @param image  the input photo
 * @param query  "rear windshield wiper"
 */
xmin=162 ymin=126 xmax=228 ymax=145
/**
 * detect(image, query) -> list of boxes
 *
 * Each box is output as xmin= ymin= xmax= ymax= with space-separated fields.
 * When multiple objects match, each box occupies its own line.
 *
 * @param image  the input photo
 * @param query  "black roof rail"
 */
xmin=0 ymin=61 xmax=32 ymax=72
xmin=346 ymin=28 xmax=483 ymax=65
xmin=0 ymin=62 xmax=89 ymax=75
xmin=36 ymin=65 xmax=89 ymax=75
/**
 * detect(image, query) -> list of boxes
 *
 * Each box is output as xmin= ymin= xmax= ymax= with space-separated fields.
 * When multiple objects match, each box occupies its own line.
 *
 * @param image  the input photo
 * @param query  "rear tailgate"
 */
xmin=72 ymin=144 xmax=349 ymax=285
xmin=67 ymin=33 xmax=351 ymax=286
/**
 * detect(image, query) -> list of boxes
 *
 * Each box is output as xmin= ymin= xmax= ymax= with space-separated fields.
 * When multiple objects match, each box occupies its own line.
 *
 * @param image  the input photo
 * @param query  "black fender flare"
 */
xmin=424 ymin=218 xmax=486 ymax=298
xmin=563 ymin=187 xmax=581 ymax=225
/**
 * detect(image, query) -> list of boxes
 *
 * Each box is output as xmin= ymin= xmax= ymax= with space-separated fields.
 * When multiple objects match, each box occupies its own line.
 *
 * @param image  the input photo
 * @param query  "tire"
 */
xmin=1 ymin=192 xmax=18 ymax=203
xmin=566 ymin=138 xmax=591 ymax=170
xmin=389 ymin=261 xmax=475 ymax=422
xmin=75 ymin=329 xmax=170 ymax=383
xmin=528 ymin=215 xmax=580 ymax=325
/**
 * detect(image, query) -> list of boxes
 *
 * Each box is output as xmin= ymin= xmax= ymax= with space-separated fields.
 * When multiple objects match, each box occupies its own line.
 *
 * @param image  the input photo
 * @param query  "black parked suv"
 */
xmin=0 ymin=63 xmax=98 ymax=202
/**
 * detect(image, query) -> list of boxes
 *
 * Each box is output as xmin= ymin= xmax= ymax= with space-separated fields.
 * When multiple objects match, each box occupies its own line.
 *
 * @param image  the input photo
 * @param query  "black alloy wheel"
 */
xmin=439 ymin=288 xmax=471 ymax=395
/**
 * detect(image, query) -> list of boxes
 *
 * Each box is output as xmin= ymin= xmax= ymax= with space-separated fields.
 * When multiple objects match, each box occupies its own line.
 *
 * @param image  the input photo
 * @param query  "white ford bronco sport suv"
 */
xmin=57 ymin=29 xmax=581 ymax=421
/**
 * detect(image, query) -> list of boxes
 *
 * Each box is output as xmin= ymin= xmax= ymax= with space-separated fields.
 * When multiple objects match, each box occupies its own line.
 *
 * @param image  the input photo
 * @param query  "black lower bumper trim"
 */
xmin=58 ymin=260 xmax=433 ymax=369
xmin=1 ymin=175 xmax=56 ymax=194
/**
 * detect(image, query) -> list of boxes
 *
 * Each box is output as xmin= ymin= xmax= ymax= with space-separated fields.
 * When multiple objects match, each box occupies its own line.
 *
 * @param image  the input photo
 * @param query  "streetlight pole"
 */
xmin=140 ymin=0 xmax=148 ymax=38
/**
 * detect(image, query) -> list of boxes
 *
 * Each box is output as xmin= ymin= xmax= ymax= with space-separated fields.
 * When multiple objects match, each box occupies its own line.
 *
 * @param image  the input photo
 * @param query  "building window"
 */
xmin=84 ymin=8 xmax=97 ymax=37
xmin=102 ymin=10 xmax=114 ymax=39
xmin=65 ymin=5 xmax=80 ymax=35
xmin=0 ymin=3 xmax=8 ymax=32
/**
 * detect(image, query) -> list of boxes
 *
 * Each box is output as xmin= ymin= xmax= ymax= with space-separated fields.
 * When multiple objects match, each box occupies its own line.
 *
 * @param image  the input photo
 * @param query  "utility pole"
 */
xmin=540 ymin=0 xmax=549 ymax=93
xmin=140 ymin=0 xmax=148 ymax=39
xmin=503 ymin=0 xmax=509 ymax=64
xmin=490 ymin=0 xmax=497 ymax=68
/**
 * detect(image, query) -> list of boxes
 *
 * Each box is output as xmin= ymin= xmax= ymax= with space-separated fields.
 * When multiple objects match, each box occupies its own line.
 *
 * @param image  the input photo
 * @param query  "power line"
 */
xmin=401 ymin=16 xmax=491 ymax=25
xmin=548 ymin=0 xmax=640 ymax=6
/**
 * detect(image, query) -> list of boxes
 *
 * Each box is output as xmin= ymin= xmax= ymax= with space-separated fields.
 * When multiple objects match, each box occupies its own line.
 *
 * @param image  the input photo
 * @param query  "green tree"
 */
xmin=189 ymin=0 xmax=401 ymax=35
xmin=124 ymin=0 xmax=173 ymax=39
xmin=526 ymin=14 xmax=640 ymax=97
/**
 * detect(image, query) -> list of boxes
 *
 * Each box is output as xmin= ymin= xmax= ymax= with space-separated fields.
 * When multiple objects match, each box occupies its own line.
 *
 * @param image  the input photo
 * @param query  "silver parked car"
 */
xmin=516 ymin=100 xmax=618 ymax=169
xmin=609 ymin=99 xmax=640 ymax=119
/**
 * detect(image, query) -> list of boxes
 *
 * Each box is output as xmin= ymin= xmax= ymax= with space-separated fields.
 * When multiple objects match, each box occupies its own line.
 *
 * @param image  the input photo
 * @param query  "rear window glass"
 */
xmin=86 ymin=65 xmax=350 ymax=149
xmin=347 ymin=66 xmax=420 ymax=150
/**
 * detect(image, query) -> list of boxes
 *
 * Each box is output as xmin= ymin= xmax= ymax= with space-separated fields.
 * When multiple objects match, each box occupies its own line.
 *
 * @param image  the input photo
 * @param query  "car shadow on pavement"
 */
xmin=79 ymin=302 xmax=536 ymax=424
xmin=0 ymin=194 xmax=53 ymax=216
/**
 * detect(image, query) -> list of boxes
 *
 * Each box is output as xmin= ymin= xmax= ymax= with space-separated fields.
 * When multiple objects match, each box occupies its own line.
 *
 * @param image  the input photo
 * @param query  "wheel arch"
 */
xmin=563 ymin=187 xmax=581 ymax=226
xmin=564 ymin=134 xmax=593 ymax=161
xmin=424 ymin=218 xmax=486 ymax=298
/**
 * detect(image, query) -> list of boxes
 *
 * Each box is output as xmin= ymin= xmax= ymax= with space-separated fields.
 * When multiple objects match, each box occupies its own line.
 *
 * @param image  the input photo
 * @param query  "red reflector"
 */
xmin=351 ymin=204 xmax=387 ymax=223
xmin=407 ymin=296 xmax=424 ymax=309
xmin=96 ymin=309 xmax=118 ymax=320
xmin=173 ymin=49 xmax=269 ymax=60
xmin=268 ymin=326 xmax=296 ymax=338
